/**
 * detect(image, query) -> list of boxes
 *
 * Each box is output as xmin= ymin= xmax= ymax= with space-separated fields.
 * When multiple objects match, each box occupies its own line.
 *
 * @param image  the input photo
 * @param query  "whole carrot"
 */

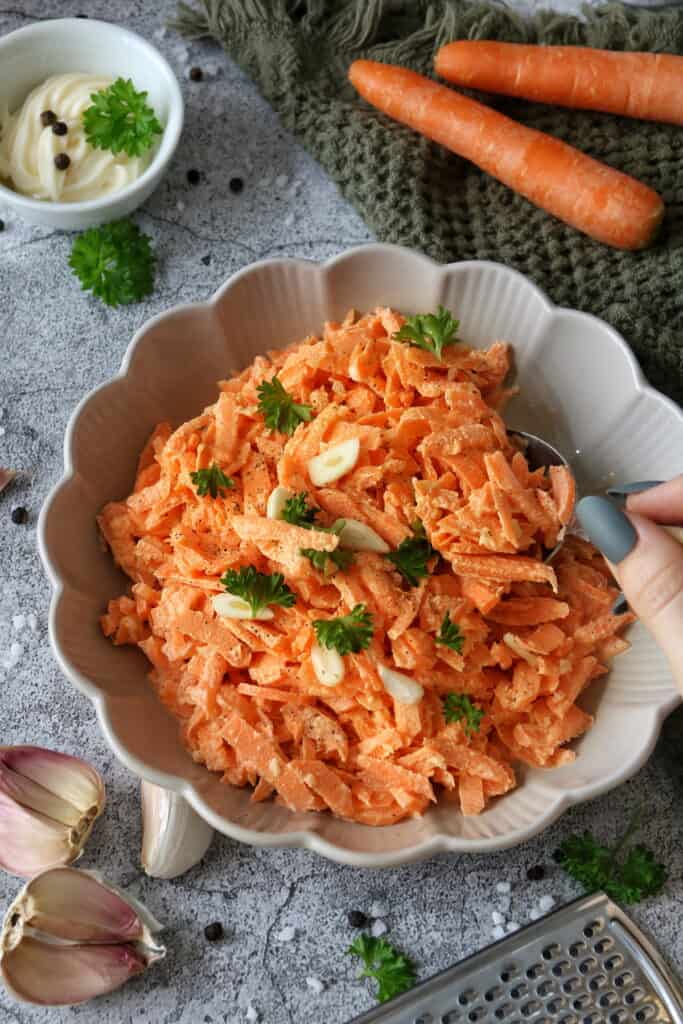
xmin=436 ymin=42 xmax=683 ymax=126
xmin=348 ymin=60 xmax=663 ymax=250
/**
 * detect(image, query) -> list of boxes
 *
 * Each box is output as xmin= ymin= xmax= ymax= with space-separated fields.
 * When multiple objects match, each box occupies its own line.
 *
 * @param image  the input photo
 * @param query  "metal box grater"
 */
xmin=349 ymin=892 xmax=683 ymax=1024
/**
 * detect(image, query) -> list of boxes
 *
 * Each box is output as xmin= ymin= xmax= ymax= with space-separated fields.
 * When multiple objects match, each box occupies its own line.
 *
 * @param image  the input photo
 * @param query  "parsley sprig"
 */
xmin=443 ymin=693 xmax=484 ymax=736
xmin=83 ymin=78 xmax=162 ymax=157
xmin=257 ymin=376 xmax=313 ymax=435
xmin=386 ymin=521 xmax=436 ymax=587
xmin=301 ymin=518 xmax=354 ymax=576
xmin=190 ymin=464 xmax=234 ymax=498
xmin=347 ymin=934 xmax=416 ymax=1004
xmin=313 ymin=604 xmax=373 ymax=655
xmin=220 ymin=566 xmax=295 ymax=617
xmin=282 ymin=492 xmax=320 ymax=528
xmin=435 ymin=613 xmax=464 ymax=654
xmin=69 ymin=220 xmax=155 ymax=307
xmin=555 ymin=809 xmax=667 ymax=904
xmin=393 ymin=305 xmax=460 ymax=361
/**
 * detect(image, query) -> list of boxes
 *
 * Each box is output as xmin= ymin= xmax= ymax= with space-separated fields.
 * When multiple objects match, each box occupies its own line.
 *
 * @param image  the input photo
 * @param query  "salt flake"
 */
xmin=369 ymin=901 xmax=388 ymax=919
xmin=276 ymin=925 xmax=296 ymax=942
xmin=492 ymin=925 xmax=506 ymax=940
xmin=306 ymin=977 xmax=324 ymax=995
xmin=370 ymin=919 xmax=388 ymax=938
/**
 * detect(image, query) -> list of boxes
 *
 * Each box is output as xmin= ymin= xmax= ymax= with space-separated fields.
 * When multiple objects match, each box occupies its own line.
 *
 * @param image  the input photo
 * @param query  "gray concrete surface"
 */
xmin=0 ymin=2 xmax=681 ymax=1022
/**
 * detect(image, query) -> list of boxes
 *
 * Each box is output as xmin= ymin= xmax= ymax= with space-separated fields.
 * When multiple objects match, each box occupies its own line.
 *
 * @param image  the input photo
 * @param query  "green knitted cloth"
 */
xmin=174 ymin=1 xmax=683 ymax=404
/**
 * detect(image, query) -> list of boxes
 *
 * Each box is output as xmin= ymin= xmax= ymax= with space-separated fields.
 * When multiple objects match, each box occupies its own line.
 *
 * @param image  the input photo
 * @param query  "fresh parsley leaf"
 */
xmin=256 ymin=376 xmax=313 ymax=435
xmin=190 ymin=464 xmax=234 ymax=498
xmin=313 ymin=604 xmax=373 ymax=655
xmin=347 ymin=934 xmax=417 ymax=1004
xmin=282 ymin=492 xmax=319 ymax=528
xmin=393 ymin=305 xmax=460 ymax=360
xmin=69 ymin=220 xmax=155 ymax=307
xmin=435 ymin=613 xmax=464 ymax=653
xmin=82 ymin=78 xmax=162 ymax=157
xmin=443 ymin=693 xmax=484 ymax=736
xmin=386 ymin=523 xmax=436 ymax=587
xmin=220 ymin=566 xmax=295 ymax=616
xmin=555 ymin=809 xmax=667 ymax=904
xmin=302 ymin=545 xmax=354 ymax=575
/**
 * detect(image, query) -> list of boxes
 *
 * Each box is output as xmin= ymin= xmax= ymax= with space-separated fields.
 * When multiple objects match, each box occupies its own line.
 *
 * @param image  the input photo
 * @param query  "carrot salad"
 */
xmin=99 ymin=307 xmax=633 ymax=824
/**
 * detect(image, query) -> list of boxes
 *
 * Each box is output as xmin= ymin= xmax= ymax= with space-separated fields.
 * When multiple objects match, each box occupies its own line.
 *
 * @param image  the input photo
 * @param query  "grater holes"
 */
xmin=458 ymin=989 xmax=477 ymax=1006
xmin=485 ymin=986 xmax=503 ymax=1002
xmin=500 ymin=964 xmax=520 ymax=983
xmin=624 ymin=986 xmax=645 ymax=1005
xmin=521 ymin=1001 xmax=542 ymax=1018
xmin=608 ymin=1012 xmax=629 ymax=1023
xmin=552 ymin=960 xmax=572 ymax=977
xmin=547 ymin=998 xmax=567 ymax=1015
xmin=536 ymin=980 xmax=555 ymax=998
xmin=603 ymin=954 xmax=623 ymax=972
xmin=572 ymin=995 xmax=591 ymax=1012
xmin=563 ymin=978 xmax=582 ymax=994
xmin=613 ymin=970 xmax=634 ymax=989
xmin=568 ymin=941 xmax=587 ymax=957
xmin=495 ymin=1004 xmax=513 ymax=1020
xmin=526 ymin=963 xmax=544 ymax=980
xmin=441 ymin=1014 xmax=459 ymax=1024
xmin=467 ymin=1008 xmax=486 ymax=1022
xmin=582 ymin=919 xmax=604 ymax=938
xmin=599 ymin=992 xmax=618 ymax=1008
xmin=558 ymin=1017 xmax=579 ymax=1024
xmin=581 ymin=1015 xmax=602 ymax=1024
xmin=510 ymin=983 xmax=529 ymax=1000
xmin=578 ymin=956 xmax=598 ymax=975
xmin=542 ymin=943 xmax=561 ymax=960
xmin=414 ymin=1015 xmax=434 ymax=1024
xmin=588 ymin=973 xmax=608 ymax=991
xmin=635 ymin=1006 xmax=658 ymax=1022
xmin=593 ymin=937 xmax=613 ymax=955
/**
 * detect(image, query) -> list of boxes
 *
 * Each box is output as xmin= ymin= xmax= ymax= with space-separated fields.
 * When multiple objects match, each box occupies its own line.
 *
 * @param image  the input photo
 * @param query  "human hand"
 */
xmin=576 ymin=477 xmax=683 ymax=696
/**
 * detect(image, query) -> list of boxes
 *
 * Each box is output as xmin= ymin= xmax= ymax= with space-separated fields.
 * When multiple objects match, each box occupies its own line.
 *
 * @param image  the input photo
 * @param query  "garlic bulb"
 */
xmin=141 ymin=782 xmax=213 ymax=879
xmin=0 ymin=746 xmax=104 ymax=878
xmin=307 ymin=438 xmax=360 ymax=486
xmin=377 ymin=663 xmax=424 ymax=705
xmin=212 ymin=593 xmax=274 ymax=621
xmin=311 ymin=642 xmax=345 ymax=687
xmin=0 ymin=867 xmax=165 ymax=1005
xmin=337 ymin=518 xmax=390 ymax=553
xmin=267 ymin=485 xmax=293 ymax=520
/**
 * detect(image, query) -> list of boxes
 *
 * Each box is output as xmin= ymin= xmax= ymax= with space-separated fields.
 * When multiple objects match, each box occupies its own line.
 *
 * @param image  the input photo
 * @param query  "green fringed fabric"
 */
xmin=174 ymin=1 xmax=683 ymax=403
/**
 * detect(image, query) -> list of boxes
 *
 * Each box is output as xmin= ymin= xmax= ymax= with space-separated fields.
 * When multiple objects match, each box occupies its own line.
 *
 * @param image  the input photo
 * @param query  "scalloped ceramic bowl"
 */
xmin=39 ymin=244 xmax=683 ymax=867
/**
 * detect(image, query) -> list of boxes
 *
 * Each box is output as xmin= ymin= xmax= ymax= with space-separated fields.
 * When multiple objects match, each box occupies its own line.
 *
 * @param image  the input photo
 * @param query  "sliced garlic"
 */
xmin=0 ymin=746 xmax=104 ymax=878
xmin=266 ymin=485 xmax=293 ymax=520
xmin=0 ymin=867 xmax=165 ymax=1006
xmin=311 ymin=643 xmax=345 ymax=687
xmin=141 ymin=782 xmax=213 ymax=879
xmin=212 ymin=593 xmax=274 ymax=621
xmin=377 ymin=663 xmax=424 ymax=705
xmin=337 ymin=518 xmax=390 ymax=553
xmin=307 ymin=438 xmax=360 ymax=487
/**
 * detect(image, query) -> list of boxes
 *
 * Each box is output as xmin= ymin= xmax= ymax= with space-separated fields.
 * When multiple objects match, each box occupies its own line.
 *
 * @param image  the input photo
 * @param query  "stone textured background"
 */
xmin=0 ymin=2 xmax=681 ymax=1022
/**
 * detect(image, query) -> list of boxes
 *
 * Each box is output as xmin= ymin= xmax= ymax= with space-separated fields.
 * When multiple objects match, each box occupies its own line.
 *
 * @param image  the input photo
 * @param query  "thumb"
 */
xmin=576 ymin=497 xmax=683 ymax=695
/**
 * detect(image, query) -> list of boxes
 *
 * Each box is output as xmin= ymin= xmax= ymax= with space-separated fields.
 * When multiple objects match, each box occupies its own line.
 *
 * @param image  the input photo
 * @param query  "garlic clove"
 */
xmin=266 ymin=485 xmax=293 ymax=520
xmin=311 ymin=643 xmax=345 ymax=687
xmin=377 ymin=663 xmax=424 ymax=705
xmin=0 ymin=935 xmax=149 ymax=1007
xmin=307 ymin=438 xmax=360 ymax=487
xmin=0 ymin=747 xmax=104 ymax=878
xmin=10 ymin=868 xmax=144 ymax=944
xmin=337 ymin=518 xmax=390 ymax=553
xmin=212 ymin=593 xmax=274 ymax=621
xmin=141 ymin=782 xmax=213 ymax=879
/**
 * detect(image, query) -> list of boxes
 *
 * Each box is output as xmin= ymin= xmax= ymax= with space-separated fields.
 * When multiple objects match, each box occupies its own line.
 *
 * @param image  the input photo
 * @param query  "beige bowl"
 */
xmin=38 ymin=244 xmax=683 ymax=866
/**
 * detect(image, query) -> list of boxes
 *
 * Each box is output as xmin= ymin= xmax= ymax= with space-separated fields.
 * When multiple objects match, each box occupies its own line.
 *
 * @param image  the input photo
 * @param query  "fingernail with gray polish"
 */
xmin=606 ymin=480 xmax=664 ymax=498
xmin=576 ymin=496 xmax=638 ymax=564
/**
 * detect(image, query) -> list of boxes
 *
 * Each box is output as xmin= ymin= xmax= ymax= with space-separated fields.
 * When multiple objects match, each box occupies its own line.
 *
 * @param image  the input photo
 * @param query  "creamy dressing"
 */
xmin=0 ymin=73 xmax=152 ymax=202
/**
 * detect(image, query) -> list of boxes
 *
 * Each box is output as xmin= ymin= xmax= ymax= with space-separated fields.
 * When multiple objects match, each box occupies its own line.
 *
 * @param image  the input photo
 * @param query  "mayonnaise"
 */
xmin=0 ymin=73 xmax=154 ymax=203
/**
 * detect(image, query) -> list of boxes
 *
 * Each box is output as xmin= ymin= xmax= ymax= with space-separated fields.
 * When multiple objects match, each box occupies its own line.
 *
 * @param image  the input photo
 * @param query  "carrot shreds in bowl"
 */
xmin=99 ymin=307 xmax=633 ymax=823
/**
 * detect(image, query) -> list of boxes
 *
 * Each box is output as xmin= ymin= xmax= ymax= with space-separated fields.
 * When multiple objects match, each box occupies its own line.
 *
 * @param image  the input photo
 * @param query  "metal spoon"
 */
xmin=508 ymin=429 xmax=573 ymax=562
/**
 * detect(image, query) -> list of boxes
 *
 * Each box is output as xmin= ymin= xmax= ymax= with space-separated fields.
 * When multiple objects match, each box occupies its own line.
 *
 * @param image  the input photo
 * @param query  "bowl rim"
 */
xmin=0 ymin=17 xmax=184 ymax=216
xmin=37 ymin=243 xmax=682 ymax=867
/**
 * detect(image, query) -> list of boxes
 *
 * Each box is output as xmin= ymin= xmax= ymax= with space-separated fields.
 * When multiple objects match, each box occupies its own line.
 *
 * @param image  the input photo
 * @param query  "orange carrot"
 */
xmin=435 ymin=42 xmax=683 ymax=127
xmin=348 ymin=60 xmax=663 ymax=250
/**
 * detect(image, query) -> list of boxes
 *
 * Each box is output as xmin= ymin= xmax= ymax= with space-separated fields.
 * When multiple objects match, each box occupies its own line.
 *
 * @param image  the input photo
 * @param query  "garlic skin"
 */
xmin=0 ymin=867 xmax=165 ymax=1006
xmin=311 ymin=643 xmax=345 ymax=687
xmin=377 ymin=663 xmax=424 ymax=705
xmin=141 ymin=781 xmax=213 ymax=879
xmin=0 ymin=469 xmax=15 ymax=494
xmin=0 ymin=747 xmax=104 ymax=878
xmin=307 ymin=438 xmax=360 ymax=486
xmin=212 ymin=593 xmax=274 ymax=621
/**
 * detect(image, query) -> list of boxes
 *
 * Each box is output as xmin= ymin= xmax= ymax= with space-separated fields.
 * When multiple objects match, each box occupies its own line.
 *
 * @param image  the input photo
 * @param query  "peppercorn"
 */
xmin=40 ymin=110 xmax=57 ymax=128
xmin=552 ymin=848 xmax=564 ymax=864
xmin=204 ymin=921 xmax=223 ymax=941
xmin=201 ymin=254 xmax=211 ymax=266
xmin=52 ymin=121 xmax=68 ymax=137
xmin=189 ymin=66 xmax=203 ymax=82
xmin=11 ymin=507 xmax=28 ymax=525
xmin=54 ymin=153 xmax=71 ymax=171
xmin=229 ymin=176 xmax=244 ymax=195
xmin=75 ymin=12 xmax=88 ymax=17
xmin=187 ymin=169 xmax=200 ymax=186
xmin=347 ymin=910 xmax=368 ymax=928
xmin=526 ymin=864 xmax=545 ymax=881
